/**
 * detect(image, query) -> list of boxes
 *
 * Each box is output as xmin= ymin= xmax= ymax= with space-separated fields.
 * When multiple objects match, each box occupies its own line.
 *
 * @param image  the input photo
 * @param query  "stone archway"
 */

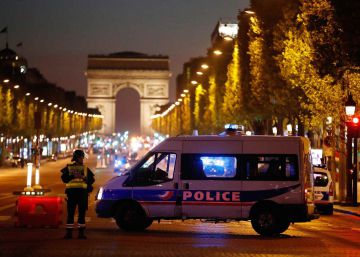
xmin=86 ymin=52 xmax=170 ymax=135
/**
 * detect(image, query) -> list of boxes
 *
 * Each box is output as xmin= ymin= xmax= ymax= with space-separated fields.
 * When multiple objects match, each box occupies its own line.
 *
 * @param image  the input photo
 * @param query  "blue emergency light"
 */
xmin=224 ymin=124 xmax=238 ymax=130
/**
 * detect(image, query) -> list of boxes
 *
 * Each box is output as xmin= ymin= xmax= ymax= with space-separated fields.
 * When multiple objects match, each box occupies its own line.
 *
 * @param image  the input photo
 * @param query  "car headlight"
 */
xmin=96 ymin=187 xmax=104 ymax=200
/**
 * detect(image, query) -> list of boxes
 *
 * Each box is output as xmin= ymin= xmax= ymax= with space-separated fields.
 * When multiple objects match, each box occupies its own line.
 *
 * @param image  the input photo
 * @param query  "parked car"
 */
xmin=314 ymin=166 xmax=334 ymax=215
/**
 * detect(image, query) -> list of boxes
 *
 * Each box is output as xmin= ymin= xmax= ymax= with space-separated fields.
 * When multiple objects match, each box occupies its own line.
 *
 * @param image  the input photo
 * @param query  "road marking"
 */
xmin=0 ymin=194 xmax=15 ymax=201
xmin=0 ymin=216 xmax=11 ymax=221
xmin=0 ymin=203 xmax=16 ymax=212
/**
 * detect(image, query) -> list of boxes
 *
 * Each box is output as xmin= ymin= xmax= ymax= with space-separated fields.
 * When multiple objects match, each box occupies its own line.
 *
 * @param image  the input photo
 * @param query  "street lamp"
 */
xmin=344 ymin=92 xmax=358 ymax=206
xmin=345 ymin=93 xmax=356 ymax=116
xmin=244 ymin=9 xmax=255 ymax=15
xmin=213 ymin=50 xmax=223 ymax=56
xmin=201 ymin=64 xmax=209 ymax=70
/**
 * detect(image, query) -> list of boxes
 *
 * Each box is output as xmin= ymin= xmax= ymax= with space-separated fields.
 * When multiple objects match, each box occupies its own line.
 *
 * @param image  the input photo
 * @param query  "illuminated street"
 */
xmin=1 ymin=155 xmax=359 ymax=257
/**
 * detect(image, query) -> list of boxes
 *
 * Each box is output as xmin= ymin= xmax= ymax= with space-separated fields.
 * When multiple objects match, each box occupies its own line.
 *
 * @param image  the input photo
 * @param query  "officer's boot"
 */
xmin=78 ymin=227 xmax=87 ymax=239
xmin=63 ymin=228 xmax=73 ymax=239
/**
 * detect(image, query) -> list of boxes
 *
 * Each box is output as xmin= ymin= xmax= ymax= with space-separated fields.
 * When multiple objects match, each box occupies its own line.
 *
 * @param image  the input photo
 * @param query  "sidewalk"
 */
xmin=334 ymin=202 xmax=360 ymax=217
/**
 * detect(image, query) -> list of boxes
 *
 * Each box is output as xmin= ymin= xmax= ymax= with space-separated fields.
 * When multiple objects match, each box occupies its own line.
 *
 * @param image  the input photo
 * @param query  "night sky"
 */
xmin=1 ymin=0 xmax=249 ymax=99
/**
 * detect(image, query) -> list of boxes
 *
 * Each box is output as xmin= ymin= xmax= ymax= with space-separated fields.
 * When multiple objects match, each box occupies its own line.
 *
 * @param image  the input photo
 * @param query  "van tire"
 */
xmin=275 ymin=219 xmax=290 ymax=234
xmin=115 ymin=203 xmax=153 ymax=231
xmin=251 ymin=205 xmax=287 ymax=236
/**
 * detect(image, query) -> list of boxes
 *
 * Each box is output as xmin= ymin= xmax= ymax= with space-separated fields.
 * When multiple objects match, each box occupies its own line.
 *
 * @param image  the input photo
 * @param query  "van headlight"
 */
xmin=96 ymin=187 xmax=104 ymax=200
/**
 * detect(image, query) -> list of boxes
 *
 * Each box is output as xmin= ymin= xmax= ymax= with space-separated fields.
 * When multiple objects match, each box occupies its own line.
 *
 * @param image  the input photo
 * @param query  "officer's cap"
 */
xmin=72 ymin=149 xmax=87 ymax=161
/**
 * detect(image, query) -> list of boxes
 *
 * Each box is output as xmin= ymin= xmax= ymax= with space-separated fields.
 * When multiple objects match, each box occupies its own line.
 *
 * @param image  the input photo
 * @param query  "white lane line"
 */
xmin=0 ymin=203 xmax=16 ymax=212
xmin=0 ymin=194 xmax=15 ymax=201
xmin=0 ymin=216 xmax=11 ymax=221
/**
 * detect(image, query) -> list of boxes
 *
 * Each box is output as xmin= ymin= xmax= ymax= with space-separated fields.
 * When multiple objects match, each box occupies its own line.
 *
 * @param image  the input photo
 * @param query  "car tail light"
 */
xmin=329 ymin=181 xmax=334 ymax=196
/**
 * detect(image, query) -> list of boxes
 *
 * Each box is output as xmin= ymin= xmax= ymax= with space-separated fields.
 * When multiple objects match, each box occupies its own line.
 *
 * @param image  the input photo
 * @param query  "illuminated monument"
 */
xmin=86 ymin=52 xmax=170 ymax=135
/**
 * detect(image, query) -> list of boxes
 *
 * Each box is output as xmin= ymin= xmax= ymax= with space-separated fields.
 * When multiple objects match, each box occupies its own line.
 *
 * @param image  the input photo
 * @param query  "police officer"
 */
xmin=61 ymin=149 xmax=95 ymax=239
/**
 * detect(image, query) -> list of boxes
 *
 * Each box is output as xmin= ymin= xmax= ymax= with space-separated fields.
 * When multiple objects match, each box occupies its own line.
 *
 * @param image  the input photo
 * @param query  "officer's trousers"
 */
xmin=65 ymin=188 xmax=88 ymax=229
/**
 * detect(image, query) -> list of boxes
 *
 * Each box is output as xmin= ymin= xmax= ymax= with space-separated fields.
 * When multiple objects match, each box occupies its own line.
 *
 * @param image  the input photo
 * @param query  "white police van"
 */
xmin=96 ymin=133 xmax=317 ymax=236
xmin=314 ymin=166 xmax=334 ymax=214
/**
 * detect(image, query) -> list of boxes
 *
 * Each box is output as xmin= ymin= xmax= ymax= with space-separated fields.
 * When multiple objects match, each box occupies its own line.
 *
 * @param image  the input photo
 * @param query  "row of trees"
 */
xmin=0 ymin=84 xmax=102 ymax=139
xmin=0 ymin=38 xmax=102 ymax=166
xmin=152 ymin=0 xmax=360 ymax=141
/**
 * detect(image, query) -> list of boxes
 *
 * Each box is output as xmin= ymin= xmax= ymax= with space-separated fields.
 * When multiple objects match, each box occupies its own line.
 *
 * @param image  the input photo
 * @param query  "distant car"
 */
xmin=10 ymin=156 xmax=21 ymax=167
xmin=127 ymin=152 xmax=139 ymax=165
xmin=50 ymin=153 xmax=58 ymax=161
xmin=314 ymin=166 xmax=334 ymax=215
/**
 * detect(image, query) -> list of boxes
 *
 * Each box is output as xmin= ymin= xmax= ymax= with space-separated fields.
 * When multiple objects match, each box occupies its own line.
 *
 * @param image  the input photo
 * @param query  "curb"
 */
xmin=334 ymin=208 xmax=360 ymax=217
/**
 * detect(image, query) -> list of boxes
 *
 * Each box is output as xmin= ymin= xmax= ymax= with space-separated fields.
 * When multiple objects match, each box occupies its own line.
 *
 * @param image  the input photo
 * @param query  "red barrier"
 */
xmin=15 ymin=196 xmax=63 ymax=228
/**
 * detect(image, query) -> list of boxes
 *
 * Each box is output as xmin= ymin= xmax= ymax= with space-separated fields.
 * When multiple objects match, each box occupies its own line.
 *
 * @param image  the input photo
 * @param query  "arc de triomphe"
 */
xmin=86 ymin=52 xmax=170 ymax=135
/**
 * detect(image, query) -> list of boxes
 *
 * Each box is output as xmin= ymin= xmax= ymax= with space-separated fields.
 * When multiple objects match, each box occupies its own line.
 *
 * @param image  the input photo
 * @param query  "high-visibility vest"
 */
xmin=65 ymin=163 xmax=88 ymax=189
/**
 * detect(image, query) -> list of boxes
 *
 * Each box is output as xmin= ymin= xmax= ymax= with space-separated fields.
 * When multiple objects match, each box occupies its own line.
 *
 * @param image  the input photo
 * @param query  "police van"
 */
xmin=313 ymin=166 xmax=334 ymax=214
xmin=96 ymin=133 xmax=317 ymax=236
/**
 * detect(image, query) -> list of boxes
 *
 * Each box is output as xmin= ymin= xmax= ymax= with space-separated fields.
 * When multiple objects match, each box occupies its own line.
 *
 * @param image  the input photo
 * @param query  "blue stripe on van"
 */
xmin=101 ymin=184 xmax=300 ymax=203
xmin=102 ymin=189 xmax=132 ymax=200
xmin=240 ymin=184 xmax=301 ymax=202
xmin=133 ymin=190 xmax=177 ymax=202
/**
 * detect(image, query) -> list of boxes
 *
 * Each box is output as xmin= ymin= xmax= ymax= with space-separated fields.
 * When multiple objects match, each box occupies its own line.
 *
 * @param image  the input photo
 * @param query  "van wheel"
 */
xmin=275 ymin=219 xmax=290 ymax=234
xmin=251 ymin=207 xmax=285 ymax=236
xmin=115 ymin=203 xmax=153 ymax=231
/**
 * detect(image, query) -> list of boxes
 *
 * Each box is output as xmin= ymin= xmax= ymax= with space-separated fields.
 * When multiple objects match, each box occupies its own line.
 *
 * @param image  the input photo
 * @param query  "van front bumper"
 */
xmin=95 ymin=200 xmax=116 ymax=218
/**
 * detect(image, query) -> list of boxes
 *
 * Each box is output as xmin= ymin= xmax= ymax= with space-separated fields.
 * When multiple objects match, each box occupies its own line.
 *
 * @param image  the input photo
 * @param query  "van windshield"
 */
xmin=126 ymin=152 xmax=176 ymax=186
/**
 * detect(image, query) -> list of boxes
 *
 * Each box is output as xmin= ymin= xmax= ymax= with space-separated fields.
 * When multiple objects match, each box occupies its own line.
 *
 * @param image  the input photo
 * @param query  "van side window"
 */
xmin=244 ymin=155 xmax=298 ymax=181
xmin=181 ymin=154 xmax=237 ymax=179
xmin=127 ymin=152 xmax=176 ymax=186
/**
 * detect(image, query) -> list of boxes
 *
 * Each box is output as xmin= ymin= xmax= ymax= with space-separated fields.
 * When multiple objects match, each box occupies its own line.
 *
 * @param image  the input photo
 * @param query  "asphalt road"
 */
xmin=0 ymin=155 xmax=359 ymax=257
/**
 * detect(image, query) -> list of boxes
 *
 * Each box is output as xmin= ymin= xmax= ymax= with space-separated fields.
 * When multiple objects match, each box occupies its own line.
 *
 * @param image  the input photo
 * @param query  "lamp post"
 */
xmin=33 ymin=110 xmax=42 ymax=189
xmin=344 ymin=93 xmax=357 ymax=205
xmin=345 ymin=93 xmax=356 ymax=116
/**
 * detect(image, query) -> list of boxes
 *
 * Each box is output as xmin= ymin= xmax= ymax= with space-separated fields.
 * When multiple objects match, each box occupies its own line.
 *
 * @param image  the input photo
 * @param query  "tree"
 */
xmin=0 ymin=86 xmax=4 ymax=130
xmin=26 ymin=102 xmax=35 ymax=137
xmin=15 ymin=97 xmax=27 ymax=135
xmin=205 ymin=74 xmax=219 ymax=132
xmin=181 ymin=94 xmax=191 ymax=135
xmin=301 ymin=0 xmax=343 ymax=77
xmin=247 ymin=14 xmax=274 ymax=134
xmin=222 ymin=41 xmax=241 ymax=124
xmin=193 ymin=84 xmax=205 ymax=130
xmin=277 ymin=0 xmax=343 ymax=130
xmin=3 ymin=89 xmax=14 ymax=133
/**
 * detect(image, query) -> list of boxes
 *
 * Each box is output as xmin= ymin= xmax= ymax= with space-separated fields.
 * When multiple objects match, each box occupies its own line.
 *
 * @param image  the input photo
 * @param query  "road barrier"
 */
xmin=14 ymin=196 xmax=62 ymax=228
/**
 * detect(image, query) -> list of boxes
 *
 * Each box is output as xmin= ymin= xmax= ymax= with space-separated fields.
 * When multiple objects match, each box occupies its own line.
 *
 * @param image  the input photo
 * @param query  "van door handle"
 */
xmin=174 ymin=182 xmax=178 ymax=189
xmin=183 ymin=182 xmax=189 ymax=189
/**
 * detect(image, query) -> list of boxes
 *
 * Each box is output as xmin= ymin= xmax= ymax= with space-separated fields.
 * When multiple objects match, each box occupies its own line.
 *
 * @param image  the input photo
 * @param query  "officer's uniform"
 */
xmin=61 ymin=158 xmax=94 ymax=239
